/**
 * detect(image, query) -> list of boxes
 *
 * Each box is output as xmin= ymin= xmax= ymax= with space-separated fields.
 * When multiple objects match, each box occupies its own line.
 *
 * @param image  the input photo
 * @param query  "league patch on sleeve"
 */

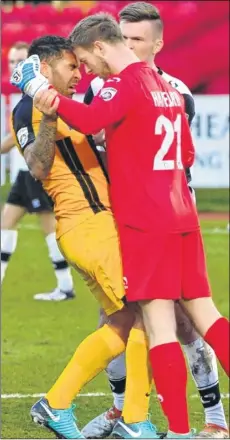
xmin=99 ymin=87 xmax=118 ymax=101
xmin=107 ymin=77 xmax=121 ymax=83
xmin=17 ymin=127 xmax=29 ymax=148
xmin=169 ymin=80 xmax=179 ymax=89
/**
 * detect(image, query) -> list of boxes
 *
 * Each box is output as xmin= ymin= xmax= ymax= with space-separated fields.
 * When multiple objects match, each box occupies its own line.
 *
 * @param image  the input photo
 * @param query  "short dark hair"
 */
xmin=119 ymin=2 xmax=163 ymax=34
xmin=69 ymin=13 xmax=123 ymax=49
xmin=11 ymin=41 xmax=29 ymax=51
xmin=28 ymin=35 xmax=74 ymax=62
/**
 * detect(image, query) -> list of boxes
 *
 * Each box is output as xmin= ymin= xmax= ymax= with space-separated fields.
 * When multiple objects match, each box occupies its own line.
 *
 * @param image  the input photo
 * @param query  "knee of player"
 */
xmin=1 ymin=204 xmax=25 ymax=230
xmin=140 ymin=309 xmax=177 ymax=347
xmin=133 ymin=308 xmax=145 ymax=331
xmin=38 ymin=212 xmax=55 ymax=234
xmin=108 ymin=306 xmax=135 ymax=343
xmin=177 ymin=322 xmax=198 ymax=345
xmin=175 ymin=302 xmax=197 ymax=343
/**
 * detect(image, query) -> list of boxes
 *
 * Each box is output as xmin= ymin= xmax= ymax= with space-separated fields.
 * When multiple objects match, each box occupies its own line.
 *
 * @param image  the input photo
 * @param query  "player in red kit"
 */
xmin=81 ymin=4 xmax=228 ymax=439
xmin=12 ymin=13 xmax=229 ymax=439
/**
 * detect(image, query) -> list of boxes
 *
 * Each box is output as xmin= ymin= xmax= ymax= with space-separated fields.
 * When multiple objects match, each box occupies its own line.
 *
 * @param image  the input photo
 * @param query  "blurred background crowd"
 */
xmin=2 ymin=0 xmax=229 ymax=95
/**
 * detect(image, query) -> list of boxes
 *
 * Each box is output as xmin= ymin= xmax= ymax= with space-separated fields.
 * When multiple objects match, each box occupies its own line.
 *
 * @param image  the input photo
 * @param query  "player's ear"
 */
xmin=153 ymin=38 xmax=164 ymax=56
xmin=40 ymin=60 xmax=51 ymax=79
xmin=94 ymin=41 xmax=105 ymax=56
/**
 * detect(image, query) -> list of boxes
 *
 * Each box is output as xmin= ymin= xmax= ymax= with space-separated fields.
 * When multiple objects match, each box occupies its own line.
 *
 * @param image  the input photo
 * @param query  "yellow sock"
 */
xmin=122 ymin=328 xmax=152 ymax=423
xmin=46 ymin=324 xmax=125 ymax=409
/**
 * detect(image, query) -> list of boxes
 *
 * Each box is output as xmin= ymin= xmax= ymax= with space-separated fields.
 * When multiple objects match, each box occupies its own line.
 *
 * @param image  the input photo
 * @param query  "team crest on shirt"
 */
xmin=99 ymin=87 xmax=117 ymax=101
xmin=169 ymin=80 xmax=179 ymax=89
xmin=11 ymin=69 xmax=22 ymax=84
xmin=107 ymin=77 xmax=121 ymax=83
xmin=32 ymin=198 xmax=41 ymax=208
xmin=17 ymin=127 xmax=29 ymax=148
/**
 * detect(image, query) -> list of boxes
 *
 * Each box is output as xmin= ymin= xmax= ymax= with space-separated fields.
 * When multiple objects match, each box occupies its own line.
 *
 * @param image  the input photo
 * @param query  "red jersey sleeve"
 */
xmin=56 ymin=76 xmax=137 ymax=134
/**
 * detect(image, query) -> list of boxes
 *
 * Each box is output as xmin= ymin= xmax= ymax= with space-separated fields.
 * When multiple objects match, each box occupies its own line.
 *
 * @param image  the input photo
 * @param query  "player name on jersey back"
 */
xmin=151 ymin=91 xmax=181 ymax=108
xmin=104 ymin=62 xmax=199 ymax=234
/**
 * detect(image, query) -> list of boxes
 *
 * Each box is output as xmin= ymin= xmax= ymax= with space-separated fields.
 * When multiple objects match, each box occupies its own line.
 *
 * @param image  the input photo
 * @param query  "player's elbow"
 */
xmin=69 ymin=116 xmax=103 ymax=136
xmin=77 ymin=123 xmax=101 ymax=136
xmin=24 ymin=147 xmax=52 ymax=180
xmin=26 ymin=157 xmax=50 ymax=180
xmin=30 ymin=167 xmax=49 ymax=181
xmin=33 ymin=170 xmax=49 ymax=180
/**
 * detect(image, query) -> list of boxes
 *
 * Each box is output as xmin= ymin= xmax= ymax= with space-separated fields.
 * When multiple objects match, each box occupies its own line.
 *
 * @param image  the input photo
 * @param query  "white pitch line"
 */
xmin=1 ymin=392 xmax=229 ymax=400
xmin=202 ymin=228 xmax=229 ymax=235
xmin=18 ymin=224 xmax=39 ymax=230
xmin=18 ymin=224 xmax=229 ymax=234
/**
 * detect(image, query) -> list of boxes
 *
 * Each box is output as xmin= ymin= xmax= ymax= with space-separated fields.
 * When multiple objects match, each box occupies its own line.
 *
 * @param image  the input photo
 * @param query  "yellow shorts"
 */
xmin=58 ymin=211 xmax=125 ymax=316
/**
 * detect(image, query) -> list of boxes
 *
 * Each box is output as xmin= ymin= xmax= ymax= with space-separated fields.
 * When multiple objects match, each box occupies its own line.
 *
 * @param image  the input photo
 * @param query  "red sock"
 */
xmin=204 ymin=317 xmax=229 ymax=376
xmin=149 ymin=342 xmax=189 ymax=434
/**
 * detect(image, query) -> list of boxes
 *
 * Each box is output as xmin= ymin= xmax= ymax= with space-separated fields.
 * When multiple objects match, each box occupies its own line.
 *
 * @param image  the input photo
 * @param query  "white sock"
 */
xmin=106 ymin=353 xmax=126 ymax=411
xmin=183 ymin=337 xmax=228 ymax=429
xmin=1 ymin=230 xmax=18 ymax=283
xmin=204 ymin=401 xmax=228 ymax=430
xmin=46 ymin=233 xmax=74 ymax=292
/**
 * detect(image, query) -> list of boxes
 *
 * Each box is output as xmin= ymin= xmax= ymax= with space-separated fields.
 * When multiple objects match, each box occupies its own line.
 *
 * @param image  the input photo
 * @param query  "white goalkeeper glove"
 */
xmin=10 ymin=54 xmax=49 ymax=98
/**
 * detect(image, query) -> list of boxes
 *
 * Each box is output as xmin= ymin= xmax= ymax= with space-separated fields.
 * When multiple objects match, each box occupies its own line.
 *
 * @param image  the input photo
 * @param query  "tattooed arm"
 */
xmin=24 ymin=114 xmax=57 ymax=180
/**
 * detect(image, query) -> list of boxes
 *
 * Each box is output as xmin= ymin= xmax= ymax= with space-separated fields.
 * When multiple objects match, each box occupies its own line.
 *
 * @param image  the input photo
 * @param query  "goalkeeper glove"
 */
xmin=10 ymin=54 xmax=49 ymax=98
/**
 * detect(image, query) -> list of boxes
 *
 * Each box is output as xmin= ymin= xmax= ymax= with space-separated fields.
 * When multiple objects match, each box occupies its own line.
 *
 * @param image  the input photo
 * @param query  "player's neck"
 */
xmin=109 ymin=44 xmax=140 ymax=75
xmin=148 ymin=58 xmax=158 ymax=72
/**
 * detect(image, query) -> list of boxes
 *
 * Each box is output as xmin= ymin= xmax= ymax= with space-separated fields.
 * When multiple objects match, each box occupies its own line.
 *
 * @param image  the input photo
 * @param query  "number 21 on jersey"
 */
xmin=153 ymin=114 xmax=183 ymax=170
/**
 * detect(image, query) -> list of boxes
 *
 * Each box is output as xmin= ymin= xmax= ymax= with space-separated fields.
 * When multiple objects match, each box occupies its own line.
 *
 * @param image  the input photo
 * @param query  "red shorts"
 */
xmin=118 ymin=226 xmax=211 ymax=302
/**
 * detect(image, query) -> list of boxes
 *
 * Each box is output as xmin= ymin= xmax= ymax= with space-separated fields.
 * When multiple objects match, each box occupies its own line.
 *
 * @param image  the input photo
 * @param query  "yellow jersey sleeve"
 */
xmin=11 ymin=95 xmax=42 ymax=154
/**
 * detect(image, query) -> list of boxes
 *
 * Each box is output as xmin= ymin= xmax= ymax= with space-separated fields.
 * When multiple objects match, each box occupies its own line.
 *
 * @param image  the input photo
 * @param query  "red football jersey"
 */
xmin=57 ymin=62 xmax=199 ymax=233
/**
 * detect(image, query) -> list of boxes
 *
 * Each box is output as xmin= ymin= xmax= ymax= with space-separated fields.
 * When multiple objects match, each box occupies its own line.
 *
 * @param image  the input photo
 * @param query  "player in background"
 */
xmin=11 ymin=35 xmax=158 ymax=440
xmin=15 ymin=13 xmax=229 ymax=439
xmin=1 ymin=41 xmax=74 ymax=301
xmin=82 ymin=3 xmax=229 ymax=439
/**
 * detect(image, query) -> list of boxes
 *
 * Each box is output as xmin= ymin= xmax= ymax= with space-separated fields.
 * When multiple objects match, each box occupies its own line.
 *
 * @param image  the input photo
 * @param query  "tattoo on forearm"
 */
xmin=25 ymin=115 xmax=57 ymax=178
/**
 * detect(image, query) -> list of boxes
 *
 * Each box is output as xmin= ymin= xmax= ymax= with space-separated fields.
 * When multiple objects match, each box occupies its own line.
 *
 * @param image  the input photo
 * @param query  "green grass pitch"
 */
xmin=1 ymin=214 xmax=229 ymax=439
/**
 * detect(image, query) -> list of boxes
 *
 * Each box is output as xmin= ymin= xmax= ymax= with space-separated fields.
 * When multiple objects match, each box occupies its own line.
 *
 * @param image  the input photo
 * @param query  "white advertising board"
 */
xmin=191 ymin=95 xmax=229 ymax=188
